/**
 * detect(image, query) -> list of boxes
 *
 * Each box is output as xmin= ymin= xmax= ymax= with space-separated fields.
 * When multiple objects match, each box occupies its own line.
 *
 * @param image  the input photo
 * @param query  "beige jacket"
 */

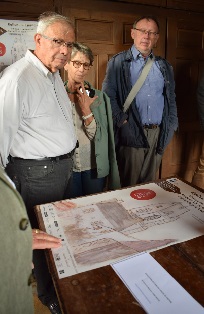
xmin=0 ymin=167 xmax=33 ymax=314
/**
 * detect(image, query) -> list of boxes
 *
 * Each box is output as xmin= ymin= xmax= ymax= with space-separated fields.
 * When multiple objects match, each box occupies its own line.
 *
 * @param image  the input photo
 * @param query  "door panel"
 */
xmin=62 ymin=1 xmax=204 ymax=184
xmin=0 ymin=1 xmax=53 ymax=18
xmin=161 ymin=17 xmax=204 ymax=182
xmin=167 ymin=0 xmax=204 ymax=13
xmin=0 ymin=0 xmax=203 ymax=185
xmin=62 ymin=5 xmax=166 ymax=88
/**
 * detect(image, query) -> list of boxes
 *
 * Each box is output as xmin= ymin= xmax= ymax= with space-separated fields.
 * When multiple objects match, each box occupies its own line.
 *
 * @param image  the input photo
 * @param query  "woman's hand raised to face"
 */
xmin=76 ymin=82 xmax=98 ymax=116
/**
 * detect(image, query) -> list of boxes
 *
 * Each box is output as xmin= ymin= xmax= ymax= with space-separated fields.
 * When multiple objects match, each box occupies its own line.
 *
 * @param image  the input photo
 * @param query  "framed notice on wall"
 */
xmin=0 ymin=19 xmax=37 ymax=71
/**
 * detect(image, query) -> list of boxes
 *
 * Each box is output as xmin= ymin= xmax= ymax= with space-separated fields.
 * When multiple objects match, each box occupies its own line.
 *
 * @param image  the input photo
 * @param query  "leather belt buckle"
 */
xmin=143 ymin=124 xmax=159 ymax=129
xmin=151 ymin=124 xmax=158 ymax=129
xmin=50 ymin=153 xmax=69 ymax=161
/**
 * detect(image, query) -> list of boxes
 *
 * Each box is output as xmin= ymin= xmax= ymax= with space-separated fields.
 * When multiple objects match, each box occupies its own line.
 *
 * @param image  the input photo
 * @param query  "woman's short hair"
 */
xmin=71 ymin=42 xmax=94 ymax=66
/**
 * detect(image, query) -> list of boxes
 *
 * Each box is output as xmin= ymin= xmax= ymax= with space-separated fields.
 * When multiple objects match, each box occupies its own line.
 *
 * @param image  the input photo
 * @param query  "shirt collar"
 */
xmin=131 ymin=45 xmax=154 ymax=60
xmin=25 ymin=50 xmax=58 ymax=80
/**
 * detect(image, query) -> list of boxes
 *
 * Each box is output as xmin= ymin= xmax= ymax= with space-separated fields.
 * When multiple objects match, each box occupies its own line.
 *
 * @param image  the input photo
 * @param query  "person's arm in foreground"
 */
xmin=32 ymin=229 xmax=62 ymax=250
xmin=32 ymin=200 xmax=77 ymax=250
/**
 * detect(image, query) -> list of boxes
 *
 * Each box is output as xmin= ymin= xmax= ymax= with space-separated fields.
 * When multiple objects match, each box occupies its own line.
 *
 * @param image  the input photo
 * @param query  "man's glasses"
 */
xmin=41 ymin=34 xmax=74 ymax=49
xmin=134 ymin=28 xmax=159 ymax=38
xmin=71 ymin=60 xmax=91 ymax=70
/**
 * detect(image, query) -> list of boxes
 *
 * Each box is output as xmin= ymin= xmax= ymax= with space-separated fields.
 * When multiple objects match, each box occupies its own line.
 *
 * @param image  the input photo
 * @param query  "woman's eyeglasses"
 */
xmin=71 ymin=60 xmax=91 ymax=70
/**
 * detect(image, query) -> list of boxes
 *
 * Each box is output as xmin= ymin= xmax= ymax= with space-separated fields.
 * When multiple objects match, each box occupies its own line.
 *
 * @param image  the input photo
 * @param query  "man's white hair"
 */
xmin=37 ymin=11 xmax=74 ymax=34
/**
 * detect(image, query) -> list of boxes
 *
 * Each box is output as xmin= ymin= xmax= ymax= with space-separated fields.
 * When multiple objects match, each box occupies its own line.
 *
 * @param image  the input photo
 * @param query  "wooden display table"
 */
xmin=35 ymin=177 xmax=204 ymax=313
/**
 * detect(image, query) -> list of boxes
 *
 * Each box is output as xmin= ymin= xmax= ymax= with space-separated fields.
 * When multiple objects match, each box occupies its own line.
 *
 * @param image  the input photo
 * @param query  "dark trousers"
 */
xmin=6 ymin=157 xmax=73 ymax=306
xmin=68 ymin=169 xmax=106 ymax=198
xmin=117 ymin=128 xmax=162 ymax=187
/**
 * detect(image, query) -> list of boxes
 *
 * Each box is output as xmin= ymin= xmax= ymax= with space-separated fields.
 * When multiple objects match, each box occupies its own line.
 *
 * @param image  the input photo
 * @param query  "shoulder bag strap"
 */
xmin=123 ymin=56 xmax=155 ymax=113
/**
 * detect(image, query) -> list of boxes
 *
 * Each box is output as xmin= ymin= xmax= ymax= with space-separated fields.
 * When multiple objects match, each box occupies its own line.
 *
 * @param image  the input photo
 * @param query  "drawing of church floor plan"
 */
xmin=38 ymin=177 xmax=204 ymax=278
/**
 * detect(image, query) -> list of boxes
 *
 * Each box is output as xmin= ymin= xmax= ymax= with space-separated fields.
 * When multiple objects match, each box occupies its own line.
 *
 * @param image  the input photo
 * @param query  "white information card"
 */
xmin=111 ymin=253 xmax=204 ymax=314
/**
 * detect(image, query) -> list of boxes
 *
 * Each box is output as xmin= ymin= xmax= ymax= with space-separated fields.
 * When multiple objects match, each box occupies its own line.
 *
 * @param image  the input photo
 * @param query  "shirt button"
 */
xmin=19 ymin=218 xmax=29 ymax=231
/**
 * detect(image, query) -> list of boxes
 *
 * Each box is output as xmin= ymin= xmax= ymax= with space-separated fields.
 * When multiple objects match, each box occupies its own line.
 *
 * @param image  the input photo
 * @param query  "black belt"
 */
xmin=143 ymin=124 xmax=159 ymax=129
xmin=9 ymin=149 xmax=75 ymax=162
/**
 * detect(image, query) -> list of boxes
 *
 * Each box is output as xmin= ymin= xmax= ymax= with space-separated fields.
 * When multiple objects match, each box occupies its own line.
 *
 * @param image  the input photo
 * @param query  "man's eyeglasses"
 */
xmin=41 ymin=34 xmax=74 ymax=49
xmin=71 ymin=60 xmax=91 ymax=70
xmin=134 ymin=28 xmax=159 ymax=38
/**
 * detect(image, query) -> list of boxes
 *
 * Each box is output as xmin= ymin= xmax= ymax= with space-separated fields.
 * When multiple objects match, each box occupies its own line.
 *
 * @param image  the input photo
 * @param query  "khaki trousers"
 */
xmin=117 ymin=127 xmax=162 ymax=187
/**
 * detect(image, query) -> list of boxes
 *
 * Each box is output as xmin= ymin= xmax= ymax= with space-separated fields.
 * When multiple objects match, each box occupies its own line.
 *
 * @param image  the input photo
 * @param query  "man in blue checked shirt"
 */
xmin=102 ymin=15 xmax=178 ymax=187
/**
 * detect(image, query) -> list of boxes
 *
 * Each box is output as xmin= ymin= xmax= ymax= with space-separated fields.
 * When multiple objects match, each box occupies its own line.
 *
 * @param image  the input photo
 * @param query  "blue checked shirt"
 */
xmin=130 ymin=45 xmax=164 ymax=126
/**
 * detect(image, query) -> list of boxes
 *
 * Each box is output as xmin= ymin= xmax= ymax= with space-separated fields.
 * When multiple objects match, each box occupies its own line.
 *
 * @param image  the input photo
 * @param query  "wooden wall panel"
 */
xmin=177 ymin=29 xmax=202 ymax=50
xmin=0 ymin=0 xmax=204 ymax=184
xmin=166 ymin=17 xmax=204 ymax=130
xmin=62 ymin=5 xmax=166 ymax=88
xmin=167 ymin=0 xmax=204 ymax=13
xmin=115 ymin=0 xmax=166 ymax=6
xmin=76 ymin=19 xmax=114 ymax=44
xmin=0 ymin=1 xmax=54 ymax=19
xmin=0 ymin=0 xmax=52 ymax=3
xmin=161 ymin=15 xmax=204 ymax=182
xmin=162 ymin=131 xmax=203 ymax=181
xmin=175 ymin=59 xmax=198 ymax=126
xmin=63 ymin=1 xmax=204 ymax=183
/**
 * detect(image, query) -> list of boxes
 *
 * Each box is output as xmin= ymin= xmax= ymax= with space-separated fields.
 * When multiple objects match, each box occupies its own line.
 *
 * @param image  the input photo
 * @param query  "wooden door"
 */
xmin=61 ymin=1 xmax=166 ymax=87
xmin=167 ymin=0 xmax=204 ymax=12
xmin=0 ymin=0 xmax=54 ymax=19
xmin=161 ymin=16 xmax=204 ymax=182
xmin=1 ymin=0 xmax=204 ymax=184
xmin=61 ymin=0 xmax=204 ymax=183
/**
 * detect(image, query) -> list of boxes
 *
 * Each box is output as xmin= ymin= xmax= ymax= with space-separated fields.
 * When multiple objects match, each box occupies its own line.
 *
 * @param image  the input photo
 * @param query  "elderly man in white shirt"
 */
xmin=0 ymin=11 xmax=77 ymax=314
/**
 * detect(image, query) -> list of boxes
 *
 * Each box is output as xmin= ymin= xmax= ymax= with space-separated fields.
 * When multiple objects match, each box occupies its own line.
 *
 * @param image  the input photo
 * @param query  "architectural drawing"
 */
xmin=39 ymin=178 xmax=204 ymax=278
xmin=54 ymin=199 xmax=190 ymax=267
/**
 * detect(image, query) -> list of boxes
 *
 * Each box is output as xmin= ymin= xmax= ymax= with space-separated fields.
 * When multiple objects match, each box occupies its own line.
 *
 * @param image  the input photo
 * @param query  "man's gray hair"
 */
xmin=133 ymin=15 xmax=160 ymax=33
xmin=37 ymin=11 xmax=74 ymax=34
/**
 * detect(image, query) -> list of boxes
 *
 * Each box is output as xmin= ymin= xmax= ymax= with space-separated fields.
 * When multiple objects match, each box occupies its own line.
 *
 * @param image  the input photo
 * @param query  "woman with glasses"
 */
xmin=64 ymin=42 xmax=120 ymax=198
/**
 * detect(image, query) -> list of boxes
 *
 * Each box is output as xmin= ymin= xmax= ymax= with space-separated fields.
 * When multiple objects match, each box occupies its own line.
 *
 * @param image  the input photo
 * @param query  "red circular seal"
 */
xmin=0 ymin=42 xmax=6 ymax=56
xmin=130 ymin=189 xmax=156 ymax=200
